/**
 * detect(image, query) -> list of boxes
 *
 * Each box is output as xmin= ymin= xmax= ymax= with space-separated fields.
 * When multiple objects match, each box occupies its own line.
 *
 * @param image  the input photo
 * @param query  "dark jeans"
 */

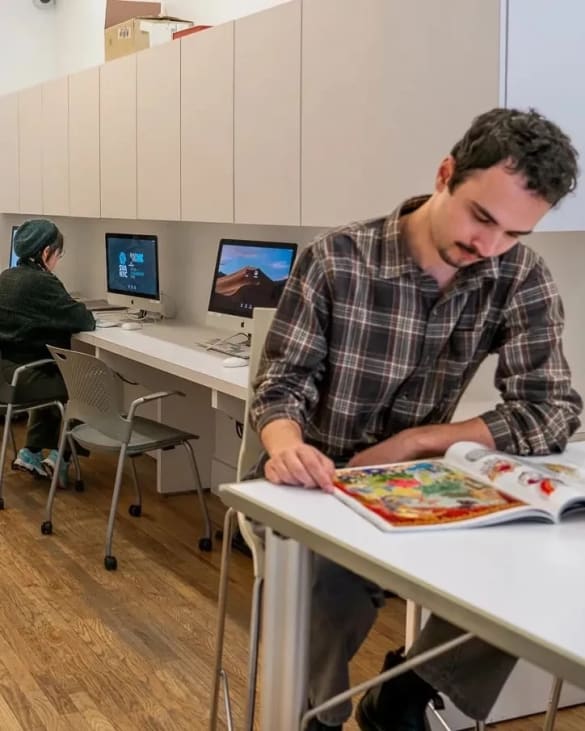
xmin=2 ymin=360 xmax=68 ymax=452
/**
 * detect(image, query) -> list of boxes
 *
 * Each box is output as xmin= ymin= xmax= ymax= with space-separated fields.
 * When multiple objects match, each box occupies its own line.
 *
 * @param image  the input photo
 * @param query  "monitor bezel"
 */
xmin=207 ymin=238 xmax=297 ymax=321
xmin=9 ymin=225 xmax=19 ymax=268
xmin=105 ymin=232 xmax=161 ymax=303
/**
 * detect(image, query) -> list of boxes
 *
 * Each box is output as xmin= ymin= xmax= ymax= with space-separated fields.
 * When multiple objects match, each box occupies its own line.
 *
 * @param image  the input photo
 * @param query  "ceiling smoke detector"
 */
xmin=33 ymin=0 xmax=56 ymax=8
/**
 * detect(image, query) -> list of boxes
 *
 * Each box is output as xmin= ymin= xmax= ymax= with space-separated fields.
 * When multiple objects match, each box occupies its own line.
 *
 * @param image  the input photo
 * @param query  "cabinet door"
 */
xmin=0 ymin=93 xmax=19 ymax=213
xmin=507 ymin=0 xmax=585 ymax=231
xmin=301 ymin=0 xmax=500 ymax=226
xmin=100 ymin=54 xmax=137 ymax=219
xmin=181 ymin=23 xmax=234 ymax=223
xmin=69 ymin=67 xmax=100 ymax=218
xmin=18 ymin=85 xmax=43 ymax=215
xmin=234 ymin=1 xmax=301 ymax=225
xmin=137 ymin=41 xmax=181 ymax=221
xmin=42 ymin=77 xmax=70 ymax=217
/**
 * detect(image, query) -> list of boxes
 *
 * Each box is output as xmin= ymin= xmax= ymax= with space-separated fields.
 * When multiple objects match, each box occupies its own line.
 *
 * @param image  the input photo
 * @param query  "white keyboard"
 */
xmin=95 ymin=319 xmax=121 ymax=328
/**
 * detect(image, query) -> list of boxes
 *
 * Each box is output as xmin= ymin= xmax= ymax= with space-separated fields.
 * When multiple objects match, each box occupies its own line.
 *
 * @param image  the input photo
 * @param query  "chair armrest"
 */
xmin=10 ymin=358 xmax=56 ymax=387
xmin=127 ymin=390 xmax=185 ymax=422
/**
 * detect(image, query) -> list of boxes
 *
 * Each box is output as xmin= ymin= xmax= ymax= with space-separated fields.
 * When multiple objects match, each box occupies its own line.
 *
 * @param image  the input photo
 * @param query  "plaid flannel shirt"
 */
xmin=250 ymin=197 xmax=582 ymax=459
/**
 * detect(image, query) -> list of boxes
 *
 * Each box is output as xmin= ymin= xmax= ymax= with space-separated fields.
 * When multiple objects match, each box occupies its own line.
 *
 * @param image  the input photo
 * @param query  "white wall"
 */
xmin=0 ymin=1 xmax=57 ymax=95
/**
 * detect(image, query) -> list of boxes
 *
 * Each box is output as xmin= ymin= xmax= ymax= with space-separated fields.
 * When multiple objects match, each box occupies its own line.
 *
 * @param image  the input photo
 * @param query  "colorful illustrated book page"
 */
xmin=334 ymin=460 xmax=529 ymax=531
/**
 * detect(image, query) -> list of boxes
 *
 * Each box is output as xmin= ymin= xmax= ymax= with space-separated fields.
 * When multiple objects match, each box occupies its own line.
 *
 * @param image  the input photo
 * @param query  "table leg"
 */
xmin=261 ymin=528 xmax=312 ymax=731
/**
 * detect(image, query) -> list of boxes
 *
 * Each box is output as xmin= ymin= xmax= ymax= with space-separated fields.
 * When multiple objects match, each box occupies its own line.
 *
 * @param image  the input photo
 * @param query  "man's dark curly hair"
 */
xmin=448 ymin=108 xmax=579 ymax=206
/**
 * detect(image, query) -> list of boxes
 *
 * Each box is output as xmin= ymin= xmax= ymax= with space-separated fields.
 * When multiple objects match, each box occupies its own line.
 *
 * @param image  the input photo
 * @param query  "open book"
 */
xmin=333 ymin=441 xmax=585 ymax=532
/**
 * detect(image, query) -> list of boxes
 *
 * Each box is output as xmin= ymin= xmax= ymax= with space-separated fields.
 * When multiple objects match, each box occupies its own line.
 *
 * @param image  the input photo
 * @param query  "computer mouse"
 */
xmin=222 ymin=356 xmax=248 ymax=368
xmin=121 ymin=322 xmax=143 ymax=331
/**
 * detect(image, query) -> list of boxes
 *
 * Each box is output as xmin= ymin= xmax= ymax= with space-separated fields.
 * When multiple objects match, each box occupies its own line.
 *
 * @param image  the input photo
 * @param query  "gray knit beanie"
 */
xmin=14 ymin=219 xmax=59 ymax=259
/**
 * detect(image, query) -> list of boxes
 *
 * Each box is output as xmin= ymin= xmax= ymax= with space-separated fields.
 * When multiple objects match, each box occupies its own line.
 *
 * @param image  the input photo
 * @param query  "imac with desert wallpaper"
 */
xmin=9 ymin=225 xmax=19 ymax=268
xmin=206 ymin=238 xmax=297 ymax=336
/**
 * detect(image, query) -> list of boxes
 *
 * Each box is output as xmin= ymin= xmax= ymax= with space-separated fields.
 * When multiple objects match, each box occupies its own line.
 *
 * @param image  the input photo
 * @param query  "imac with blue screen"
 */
xmin=206 ymin=238 xmax=297 ymax=337
xmin=105 ymin=233 xmax=162 ymax=313
xmin=9 ymin=225 xmax=19 ymax=268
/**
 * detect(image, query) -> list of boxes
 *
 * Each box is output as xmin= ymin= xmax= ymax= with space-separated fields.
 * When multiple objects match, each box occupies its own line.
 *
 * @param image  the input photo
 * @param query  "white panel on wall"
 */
xmin=137 ymin=40 xmax=181 ymax=221
xmin=234 ymin=0 xmax=301 ymax=225
xmin=301 ymin=0 xmax=500 ymax=227
xmin=69 ymin=66 xmax=101 ymax=218
xmin=42 ymin=76 xmax=70 ymax=217
xmin=18 ymin=85 xmax=43 ymax=215
xmin=0 ymin=93 xmax=19 ymax=213
xmin=506 ymin=0 xmax=585 ymax=231
xmin=181 ymin=23 xmax=234 ymax=223
xmin=100 ymin=53 xmax=137 ymax=219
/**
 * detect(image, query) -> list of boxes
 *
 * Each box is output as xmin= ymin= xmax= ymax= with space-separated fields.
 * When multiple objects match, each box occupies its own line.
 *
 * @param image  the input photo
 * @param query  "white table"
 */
xmin=75 ymin=322 xmax=248 ymax=401
xmin=218 ymin=479 xmax=585 ymax=730
xmin=73 ymin=323 xmax=249 ymax=492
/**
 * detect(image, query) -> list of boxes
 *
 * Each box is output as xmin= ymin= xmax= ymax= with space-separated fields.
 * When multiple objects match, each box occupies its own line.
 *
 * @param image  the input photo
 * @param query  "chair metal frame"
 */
xmin=40 ymin=346 xmax=211 ymax=571
xmin=209 ymin=309 xmax=273 ymax=731
xmin=0 ymin=357 xmax=83 ymax=508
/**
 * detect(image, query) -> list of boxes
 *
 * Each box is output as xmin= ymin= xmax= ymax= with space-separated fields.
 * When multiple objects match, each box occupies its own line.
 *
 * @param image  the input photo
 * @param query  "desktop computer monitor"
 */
xmin=105 ymin=233 xmax=162 ymax=312
xmin=8 ymin=225 xmax=19 ymax=268
xmin=206 ymin=238 xmax=297 ymax=336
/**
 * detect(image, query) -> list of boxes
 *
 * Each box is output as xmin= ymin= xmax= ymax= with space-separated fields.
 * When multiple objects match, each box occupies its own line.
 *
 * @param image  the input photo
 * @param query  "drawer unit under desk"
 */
xmin=213 ymin=409 xmax=243 ymax=468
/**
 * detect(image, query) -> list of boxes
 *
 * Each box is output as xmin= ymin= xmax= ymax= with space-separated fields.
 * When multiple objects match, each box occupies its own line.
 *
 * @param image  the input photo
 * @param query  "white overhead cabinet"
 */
xmin=234 ymin=0 xmax=301 ymax=225
xmin=506 ymin=0 xmax=585 ymax=231
xmin=300 ymin=0 xmax=501 ymax=227
xmin=18 ymin=85 xmax=43 ymax=215
xmin=137 ymin=41 xmax=181 ymax=221
xmin=0 ymin=93 xmax=19 ymax=213
xmin=42 ymin=76 xmax=70 ymax=217
xmin=69 ymin=67 xmax=101 ymax=218
xmin=181 ymin=22 xmax=234 ymax=223
xmin=100 ymin=53 xmax=137 ymax=219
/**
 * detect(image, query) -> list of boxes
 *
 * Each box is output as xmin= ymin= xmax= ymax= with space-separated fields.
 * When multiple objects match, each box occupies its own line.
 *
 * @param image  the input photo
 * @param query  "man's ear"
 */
xmin=41 ymin=246 xmax=51 ymax=265
xmin=435 ymin=156 xmax=455 ymax=192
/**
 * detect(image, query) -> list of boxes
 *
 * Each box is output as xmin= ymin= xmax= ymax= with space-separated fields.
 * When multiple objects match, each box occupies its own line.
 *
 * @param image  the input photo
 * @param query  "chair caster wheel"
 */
xmin=0 ymin=497 xmax=4 ymax=510
xmin=128 ymin=504 xmax=142 ymax=517
xmin=104 ymin=555 xmax=117 ymax=571
xmin=41 ymin=521 xmax=52 ymax=535
xmin=199 ymin=537 xmax=212 ymax=552
xmin=74 ymin=480 xmax=85 ymax=492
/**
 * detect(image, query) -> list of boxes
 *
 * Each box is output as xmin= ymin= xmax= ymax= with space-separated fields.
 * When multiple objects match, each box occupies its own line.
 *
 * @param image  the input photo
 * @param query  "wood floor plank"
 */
xmin=0 ymin=427 xmax=582 ymax=730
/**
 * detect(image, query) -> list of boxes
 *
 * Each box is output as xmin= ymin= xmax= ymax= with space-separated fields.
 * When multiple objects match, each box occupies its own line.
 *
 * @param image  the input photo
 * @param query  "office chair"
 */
xmin=40 ymin=346 xmax=212 ymax=571
xmin=0 ymin=354 xmax=83 ymax=508
xmin=210 ymin=307 xmax=275 ymax=731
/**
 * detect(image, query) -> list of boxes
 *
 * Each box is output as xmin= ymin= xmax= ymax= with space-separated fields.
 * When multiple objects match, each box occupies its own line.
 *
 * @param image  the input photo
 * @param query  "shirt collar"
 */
xmin=378 ymin=195 xmax=500 ymax=284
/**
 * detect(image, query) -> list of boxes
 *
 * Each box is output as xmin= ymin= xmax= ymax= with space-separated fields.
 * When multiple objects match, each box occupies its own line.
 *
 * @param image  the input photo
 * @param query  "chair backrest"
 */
xmin=48 ymin=346 xmax=131 ymax=443
xmin=236 ymin=307 xmax=275 ymax=481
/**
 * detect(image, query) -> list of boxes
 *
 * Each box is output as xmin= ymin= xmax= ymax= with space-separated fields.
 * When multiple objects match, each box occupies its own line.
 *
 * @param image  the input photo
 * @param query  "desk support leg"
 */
xmin=542 ymin=677 xmax=563 ymax=731
xmin=261 ymin=528 xmax=312 ymax=731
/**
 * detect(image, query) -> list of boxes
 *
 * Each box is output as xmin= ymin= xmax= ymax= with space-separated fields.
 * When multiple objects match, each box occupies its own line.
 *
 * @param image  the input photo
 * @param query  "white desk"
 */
xmin=73 ymin=323 xmax=248 ymax=493
xmin=75 ymin=322 xmax=248 ymax=401
xmin=218 ymin=479 xmax=585 ymax=730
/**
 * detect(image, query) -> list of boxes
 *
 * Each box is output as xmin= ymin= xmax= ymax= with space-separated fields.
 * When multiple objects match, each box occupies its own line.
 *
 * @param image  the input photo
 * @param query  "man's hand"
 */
xmin=261 ymin=419 xmax=336 ymax=492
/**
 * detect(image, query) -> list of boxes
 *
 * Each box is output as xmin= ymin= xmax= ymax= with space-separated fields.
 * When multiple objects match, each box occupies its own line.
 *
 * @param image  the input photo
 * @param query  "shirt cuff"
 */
xmin=480 ymin=409 xmax=514 ymax=452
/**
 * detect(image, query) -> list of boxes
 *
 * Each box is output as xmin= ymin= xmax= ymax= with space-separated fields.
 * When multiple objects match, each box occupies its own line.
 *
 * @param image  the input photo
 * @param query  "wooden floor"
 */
xmin=0 ymin=435 xmax=582 ymax=730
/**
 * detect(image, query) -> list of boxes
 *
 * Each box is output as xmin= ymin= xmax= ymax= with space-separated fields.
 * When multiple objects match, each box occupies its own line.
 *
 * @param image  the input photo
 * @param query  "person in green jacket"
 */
xmin=0 ymin=219 xmax=95 ymax=487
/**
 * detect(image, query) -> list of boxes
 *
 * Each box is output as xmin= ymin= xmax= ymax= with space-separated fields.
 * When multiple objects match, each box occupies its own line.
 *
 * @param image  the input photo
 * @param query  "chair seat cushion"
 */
xmin=71 ymin=416 xmax=198 ymax=454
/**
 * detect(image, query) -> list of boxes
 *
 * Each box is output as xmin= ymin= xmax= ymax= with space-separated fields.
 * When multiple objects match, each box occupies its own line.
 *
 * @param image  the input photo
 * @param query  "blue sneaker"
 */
xmin=13 ymin=448 xmax=46 ymax=478
xmin=42 ymin=449 xmax=70 ymax=489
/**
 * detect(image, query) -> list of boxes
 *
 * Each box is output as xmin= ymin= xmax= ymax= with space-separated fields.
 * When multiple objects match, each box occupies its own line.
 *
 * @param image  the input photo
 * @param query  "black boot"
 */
xmin=307 ymin=719 xmax=342 ymax=731
xmin=355 ymin=648 xmax=437 ymax=731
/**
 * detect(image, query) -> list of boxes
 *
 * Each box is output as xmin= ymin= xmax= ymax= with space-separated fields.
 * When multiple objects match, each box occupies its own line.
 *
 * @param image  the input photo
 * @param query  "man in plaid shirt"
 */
xmin=250 ymin=108 xmax=582 ymax=730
